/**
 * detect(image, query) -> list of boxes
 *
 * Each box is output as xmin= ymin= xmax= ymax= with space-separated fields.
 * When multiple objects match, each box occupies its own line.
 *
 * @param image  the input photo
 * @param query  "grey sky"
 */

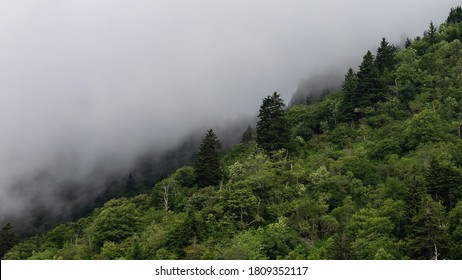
xmin=0 ymin=0 xmax=460 ymax=219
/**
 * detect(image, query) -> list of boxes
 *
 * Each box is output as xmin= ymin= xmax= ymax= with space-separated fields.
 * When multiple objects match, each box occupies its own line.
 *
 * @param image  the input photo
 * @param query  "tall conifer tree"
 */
xmin=256 ymin=92 xmax=290 ymax=152
xmin=375 ymin=38 xmax=398 ymax=72
xmin=357 ymin=50 xmax=382 ymax=105
xmin=340 ymin=68 xmax=359 ymax=122
xmin=195 ymin=129 xmax=223 ymax=187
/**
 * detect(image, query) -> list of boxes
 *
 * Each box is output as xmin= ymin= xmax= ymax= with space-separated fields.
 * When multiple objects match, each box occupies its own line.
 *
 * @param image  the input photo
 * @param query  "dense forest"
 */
xmin=2 ymin=7 xmax=462 ymax=260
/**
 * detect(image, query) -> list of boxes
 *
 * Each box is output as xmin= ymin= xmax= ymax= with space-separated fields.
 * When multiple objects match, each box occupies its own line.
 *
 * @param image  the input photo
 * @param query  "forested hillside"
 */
xmin=2 ymin=7 xmax=462 ymax=260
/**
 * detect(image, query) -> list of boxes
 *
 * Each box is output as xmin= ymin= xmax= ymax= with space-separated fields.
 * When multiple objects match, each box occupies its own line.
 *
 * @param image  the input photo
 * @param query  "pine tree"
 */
xmin=195 ymin=129 xmax=223 ymax=187
xmin=256 ymin=92 xmax=290 ymax=152
xmin=0 ymin=223 xmax=17 ymax=259
xmin=375 ymin=38 xmax=398 ymax=72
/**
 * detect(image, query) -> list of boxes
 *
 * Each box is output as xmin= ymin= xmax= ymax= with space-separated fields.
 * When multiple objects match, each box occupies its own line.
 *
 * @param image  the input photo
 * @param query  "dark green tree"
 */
xmin=0 ymin=223 xmax=17 ymax=259
xmin=195 ymin=129 xmax=223 ymax=187
xmin=447 ymin=6 xmax=462 ymax=24
xmin=405 ymin=37 xmax=412 ymax=48
xmin=340 ymin=68 xmax=359 ymax=122
xmin=375 ymin=38 xmax=398 ymax=72
xmin=342 ymin=68 xmax=358 ymax=93
xmin=241 ymin=125 xmax=255 ymax=143
xmin=356 ymin=50 xmax=382 ymax=105
xmin=409 ymin=196 xmax=449 ymax=259
xmin=426 ymin=21 xmax=438 ymax=44
xmin=256 ymin=92 xmax=290 ymax=152
xmin=425 ymin=158 xmax=462 ymax=210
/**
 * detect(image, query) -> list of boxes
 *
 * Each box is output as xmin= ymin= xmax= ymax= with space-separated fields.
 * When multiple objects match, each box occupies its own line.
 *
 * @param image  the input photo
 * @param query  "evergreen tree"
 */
xmin=405 ymin=37 xmax=412 ymax=49
xmin=356 ymin=50 xmax=382 ymax=105
xmin=447 ymin=6 xmax=462 ymax=24
xmin=375 ymin=38 xmax=398 ymax=72
xmin=340 ymin=68 xmax=359 ymax=122
xmin=241 ymin=125 xmax=255 ymax=143
xmin=409 ymin=196 xmax=449 ymax=259
xmin=195 ymin=129 xmax=223 ymax=187
xmin=342 ymin=68 xmax=358 ymax=93
xmin=426 ymin=21 xmax=438 ymax=44
xmin=0 ymin=223 xmax=17 ymax=259
xmin=256 ymin=92 xmax=290 ymax=152
xmin=425 ymin=158 xmax=462 ymax=210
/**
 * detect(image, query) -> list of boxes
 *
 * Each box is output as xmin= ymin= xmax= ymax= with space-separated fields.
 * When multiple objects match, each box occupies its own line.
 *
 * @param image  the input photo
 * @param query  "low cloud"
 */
xmin=0 ymin=0 xmax=459 ymax=225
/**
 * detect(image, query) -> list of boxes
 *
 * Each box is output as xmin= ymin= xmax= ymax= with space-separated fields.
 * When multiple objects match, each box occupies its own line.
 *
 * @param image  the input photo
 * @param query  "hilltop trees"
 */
xmin=195 ymin=129 xmax=223 ymax=187
xmin=256 ymin=92 xmax=290 ymax=152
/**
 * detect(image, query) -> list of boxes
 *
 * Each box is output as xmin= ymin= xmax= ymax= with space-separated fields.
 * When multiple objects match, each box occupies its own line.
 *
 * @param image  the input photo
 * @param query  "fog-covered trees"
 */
xmin=4 ymin=7 xmax=462 ymax=261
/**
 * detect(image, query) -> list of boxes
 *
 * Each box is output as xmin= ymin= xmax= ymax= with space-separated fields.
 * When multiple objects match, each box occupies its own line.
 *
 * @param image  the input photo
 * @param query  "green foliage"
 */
xmin=90 ymin=198 xmax=141 ymax=246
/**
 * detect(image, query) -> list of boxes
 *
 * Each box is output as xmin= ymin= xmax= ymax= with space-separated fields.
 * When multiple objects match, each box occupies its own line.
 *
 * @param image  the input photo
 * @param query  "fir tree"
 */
xmin=447 ymin=6 xmax=462 ymax=24
xmin=256 ymin=92 xmax=290 ymax=152
xmin=356 ymin=50 xmax=382 ymax=105
xmin=195 ymin=129 xmax=223 ymax=187
xmin=0 ymin=223 xmax=17 ymax=258
xmin=375 ymin=38 xmax=398 ymax=72
xmin=426 ymin=21 xmax=438 ymax=44
xmin=342 ymin=68 xmax=358 ymax=93
xmin=340 ymin=68 xmax=359 ymax=122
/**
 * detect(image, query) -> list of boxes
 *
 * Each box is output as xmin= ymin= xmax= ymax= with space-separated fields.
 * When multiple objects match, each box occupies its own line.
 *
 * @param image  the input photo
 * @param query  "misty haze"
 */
xmin=1 ymin=0 xmax=462 ymax=261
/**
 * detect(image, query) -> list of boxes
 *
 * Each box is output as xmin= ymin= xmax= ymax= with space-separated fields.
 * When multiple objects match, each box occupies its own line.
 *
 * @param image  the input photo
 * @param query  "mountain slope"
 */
xmin=3 ymin=7 xmax=462 ymax=260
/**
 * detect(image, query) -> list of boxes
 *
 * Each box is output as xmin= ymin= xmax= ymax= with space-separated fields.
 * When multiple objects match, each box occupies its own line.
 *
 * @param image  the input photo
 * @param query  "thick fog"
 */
xmin=0 ymin=0 xmax=459 ymax=223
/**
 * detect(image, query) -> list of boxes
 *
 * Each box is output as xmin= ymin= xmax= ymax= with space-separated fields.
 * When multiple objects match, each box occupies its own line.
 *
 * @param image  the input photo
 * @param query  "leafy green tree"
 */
xmin=224 ymin=188 xmax=259 ymax=228
xmin=195 ymin=129 xmax=223 ymax=187
xmin=218 ymin=229 xmax=266 ymax=260
xmin=256 ymin=92 xmax=290 ymax=152
xmin=0 ymin=223 xmax=17 ymax=258
xmin=91 ymin=199 xmax=140 ymax=246
xmin=404 ymin=109 xmax=445 ymax=150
